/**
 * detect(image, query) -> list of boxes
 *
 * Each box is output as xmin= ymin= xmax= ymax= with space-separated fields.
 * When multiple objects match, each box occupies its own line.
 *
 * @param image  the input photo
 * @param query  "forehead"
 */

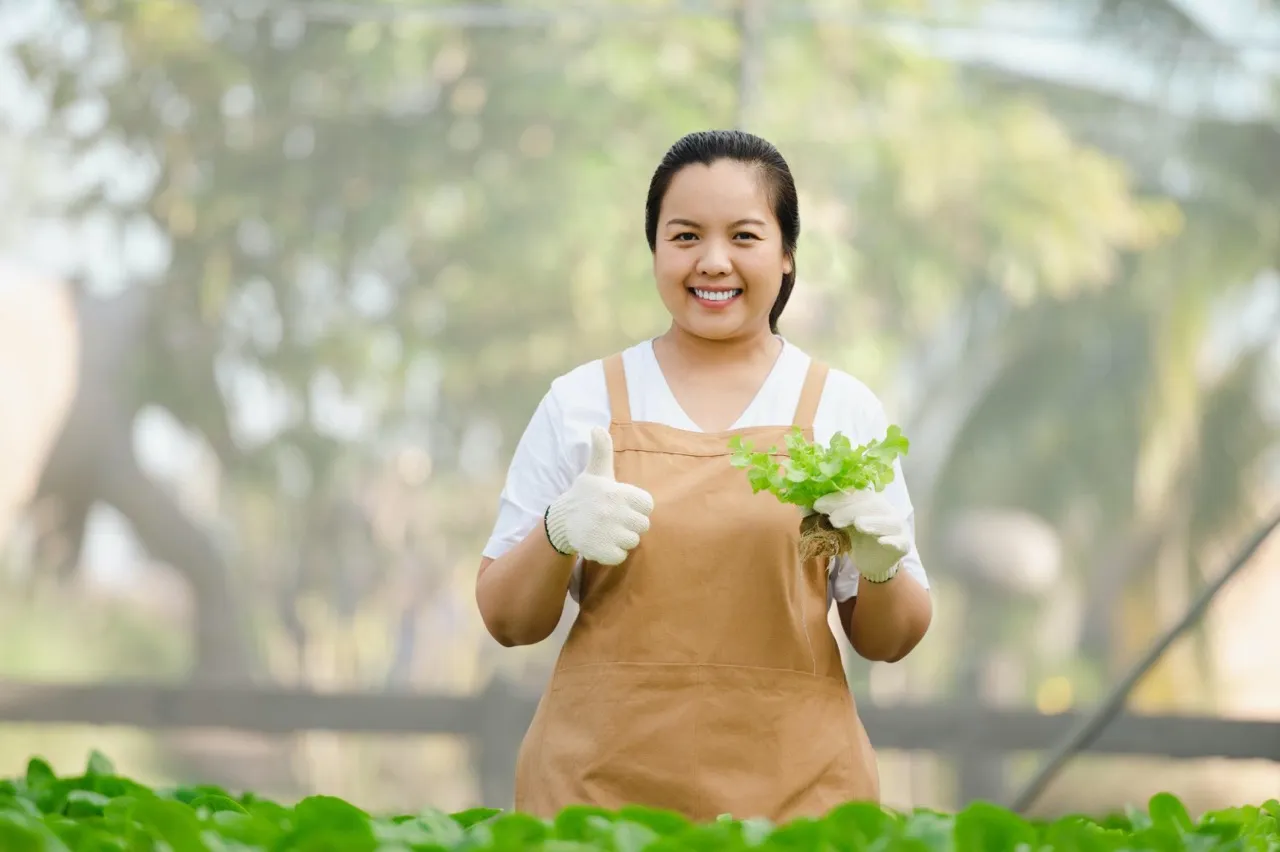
xmin=660 ymin=159 xmax=775 ymax=224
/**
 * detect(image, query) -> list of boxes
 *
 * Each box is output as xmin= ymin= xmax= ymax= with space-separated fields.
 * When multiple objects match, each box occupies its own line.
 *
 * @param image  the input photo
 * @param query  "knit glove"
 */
xmin=545 ymin=427 xmax=654 ymax=566
xmin=811 ymin=489 xmax=910 ymax=583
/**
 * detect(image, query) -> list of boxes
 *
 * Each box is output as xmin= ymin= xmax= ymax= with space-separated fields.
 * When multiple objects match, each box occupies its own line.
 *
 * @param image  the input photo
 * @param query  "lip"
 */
xmin=687 ymin=285 xmax=743 ymax=309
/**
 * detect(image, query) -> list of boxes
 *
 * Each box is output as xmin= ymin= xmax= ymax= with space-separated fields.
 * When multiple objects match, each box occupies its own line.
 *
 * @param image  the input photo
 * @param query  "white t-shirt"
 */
xmin=482 ymin=337 xmax=929 ymax=604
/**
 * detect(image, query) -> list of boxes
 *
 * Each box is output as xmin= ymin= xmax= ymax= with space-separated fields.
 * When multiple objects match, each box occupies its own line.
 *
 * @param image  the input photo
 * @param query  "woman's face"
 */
xmin=652 ymin=159 xmax=792 ymax=341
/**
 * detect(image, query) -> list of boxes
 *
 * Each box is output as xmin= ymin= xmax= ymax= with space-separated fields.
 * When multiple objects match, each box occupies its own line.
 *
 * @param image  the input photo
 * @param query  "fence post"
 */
xmin=473 ymin=674 xmax=537 ymax=811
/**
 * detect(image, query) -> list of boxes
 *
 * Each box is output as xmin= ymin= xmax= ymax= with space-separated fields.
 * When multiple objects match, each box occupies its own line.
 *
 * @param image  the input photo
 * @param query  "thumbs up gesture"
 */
xmin=545 ymin=427 xmax=655 ymax=566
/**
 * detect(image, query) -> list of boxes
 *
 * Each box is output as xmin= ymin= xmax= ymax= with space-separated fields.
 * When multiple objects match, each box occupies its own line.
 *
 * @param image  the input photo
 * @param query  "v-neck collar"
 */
xmin=645 ymin=336 xmax=791 ymax=434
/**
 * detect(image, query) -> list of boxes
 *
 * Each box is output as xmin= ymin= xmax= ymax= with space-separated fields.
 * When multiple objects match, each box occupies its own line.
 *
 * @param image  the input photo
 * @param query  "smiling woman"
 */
xmin=646 ymin=134 xmax=797 ymax=340
xmin=474 ymin=130 xmax=932 ymax=824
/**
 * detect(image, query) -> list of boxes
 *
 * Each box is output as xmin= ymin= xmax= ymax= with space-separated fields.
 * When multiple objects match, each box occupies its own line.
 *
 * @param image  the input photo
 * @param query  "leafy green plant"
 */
xmin=728 ymin=425 xmax=910 ymax=507
xmin=3 ymin=752 xmax=1278 ymax=851
xmin=729 ymin=425 xmax=910 ymax=560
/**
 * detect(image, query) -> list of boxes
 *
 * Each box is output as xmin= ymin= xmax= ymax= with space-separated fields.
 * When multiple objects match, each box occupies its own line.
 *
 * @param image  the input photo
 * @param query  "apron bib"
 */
xmin=513 ymin=353 xmax=879 ymax=823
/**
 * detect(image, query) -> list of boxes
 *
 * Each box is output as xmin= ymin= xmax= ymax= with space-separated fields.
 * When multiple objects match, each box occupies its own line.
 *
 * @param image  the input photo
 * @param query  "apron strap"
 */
xmin=792 ymin=359 xmax=830 ymax=430
xmin=603 ymin=353 xmax=632 ymax=425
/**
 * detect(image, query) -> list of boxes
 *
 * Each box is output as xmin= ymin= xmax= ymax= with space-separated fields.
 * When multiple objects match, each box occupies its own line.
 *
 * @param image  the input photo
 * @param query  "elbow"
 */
xmin=490 ymin=617 xmax=557 ymax=648
xmin=474 ymin=556 xmax=564 ymax=648
xmin=475 ymin=590 xmax=555 ymax=649
xmin=880 ymin=617 xmax=931 ymax=662
xmin=481 ymin=612 xmax=521 ymax=648
xmin=851 ymin=635 xmax=915 ymax=664
xmin=489 ymin=629 xmax=525 ymax=649
xmin=479 ymin=611 xmax=546 ymax=648
xmin=476 ymin=599 xmax=542 ymax=648
xmin=474 ymin=561 xmax=528 ymax=647
xmin=872 ymin=634 xmax=924 ymax=664
xmin=850 ymin=604 xmax=933 ymax=663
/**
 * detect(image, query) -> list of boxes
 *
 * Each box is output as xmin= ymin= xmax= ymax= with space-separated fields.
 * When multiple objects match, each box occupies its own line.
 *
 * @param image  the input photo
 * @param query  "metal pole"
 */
xmin=1008 ymin=506 xmax=1280 ymax=813
xmin=734 ymin=0 xmax=765 ymax=130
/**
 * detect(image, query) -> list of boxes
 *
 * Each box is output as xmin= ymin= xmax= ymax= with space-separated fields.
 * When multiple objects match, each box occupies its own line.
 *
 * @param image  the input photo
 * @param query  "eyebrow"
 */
xmin=664 ymin=218 xmax=768 ymax=228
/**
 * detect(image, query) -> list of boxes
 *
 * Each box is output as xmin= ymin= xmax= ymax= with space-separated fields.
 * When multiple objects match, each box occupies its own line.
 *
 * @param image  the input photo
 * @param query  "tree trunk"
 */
xmin=0 ymin=267 xmax=80 ymax=551
xmin=19 ymin=281 xmax=259 ymax=682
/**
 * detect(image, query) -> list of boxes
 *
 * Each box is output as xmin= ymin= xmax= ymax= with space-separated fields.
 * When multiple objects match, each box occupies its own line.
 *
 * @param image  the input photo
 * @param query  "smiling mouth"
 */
xmin=688 ymin=287 xmax=743 ymax=303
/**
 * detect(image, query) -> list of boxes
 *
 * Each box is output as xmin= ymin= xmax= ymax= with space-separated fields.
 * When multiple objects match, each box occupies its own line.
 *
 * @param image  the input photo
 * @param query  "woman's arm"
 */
xmin=476 ymin=388 xmax=579 ymax=648
xmin=476 ymin=378 xmax=652 ymax=648
xmin=476 ymin=528 xmax=577 ymax=647
xmin=823 ymin=387 xmax=933 ymax=662
xmin=478 ymin=425 xmax=653 ymax=646
xmin=836 ymin=573 xmax=932 ymax=663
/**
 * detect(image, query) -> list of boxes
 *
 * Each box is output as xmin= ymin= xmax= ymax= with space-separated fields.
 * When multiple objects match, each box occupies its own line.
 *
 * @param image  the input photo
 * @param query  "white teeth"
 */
xmin=693 ymin=288 xmax=742 ymax=302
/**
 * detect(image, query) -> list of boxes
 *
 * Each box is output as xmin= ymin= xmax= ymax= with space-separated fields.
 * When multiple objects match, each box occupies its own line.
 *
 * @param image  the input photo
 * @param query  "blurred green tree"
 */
xmin=5 ymin=2 xmax=1271 ymax=725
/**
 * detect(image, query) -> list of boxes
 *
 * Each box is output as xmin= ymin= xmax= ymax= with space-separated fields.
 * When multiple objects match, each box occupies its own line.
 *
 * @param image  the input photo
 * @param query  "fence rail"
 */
xmin=3 ymin=676 xmax=1277 ymax=809
xmin=2 ymin=677 xmax=1276 ymax=760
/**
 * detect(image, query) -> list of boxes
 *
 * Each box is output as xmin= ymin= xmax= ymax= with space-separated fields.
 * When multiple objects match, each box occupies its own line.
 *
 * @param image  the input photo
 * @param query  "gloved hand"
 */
xmin=545 ymin=427 xmax=654 ymax=566
xmin=811 ymin=489 xmax=910 ymax=583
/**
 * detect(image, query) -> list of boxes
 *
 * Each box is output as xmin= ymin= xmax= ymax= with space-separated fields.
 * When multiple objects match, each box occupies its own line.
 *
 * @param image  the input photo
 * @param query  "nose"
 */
xmin=695 ymin=238 xmax=732 ymax=277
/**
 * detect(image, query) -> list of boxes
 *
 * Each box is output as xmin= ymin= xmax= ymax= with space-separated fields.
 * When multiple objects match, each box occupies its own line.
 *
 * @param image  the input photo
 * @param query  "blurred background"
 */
xmin=1 ymin=0 xmax=1278 ymax=821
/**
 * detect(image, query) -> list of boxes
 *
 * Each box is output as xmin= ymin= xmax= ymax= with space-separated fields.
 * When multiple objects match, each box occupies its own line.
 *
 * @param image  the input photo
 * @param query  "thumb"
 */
xmin=584 ymin=426 xmax=616 ymax=479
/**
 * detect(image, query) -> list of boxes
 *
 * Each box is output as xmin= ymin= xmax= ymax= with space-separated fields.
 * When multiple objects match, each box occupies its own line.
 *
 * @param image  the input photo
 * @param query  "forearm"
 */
xmin=838 ymin=572 xmax=932 ymax=663
xmin=475 ymin=522 xmax=577 ymax=647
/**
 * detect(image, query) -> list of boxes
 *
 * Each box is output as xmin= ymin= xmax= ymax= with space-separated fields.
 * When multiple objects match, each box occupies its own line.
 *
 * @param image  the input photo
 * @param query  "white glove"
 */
xmin=545 ymin=427 xmax=654 ymax=566
xmin=811 ymin=489 xmax=910 ymax=583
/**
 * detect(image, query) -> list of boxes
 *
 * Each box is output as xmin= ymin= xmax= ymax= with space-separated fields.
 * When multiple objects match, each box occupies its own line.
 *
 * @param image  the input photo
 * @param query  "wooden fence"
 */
xmin=1 ymin=676 xmax=1276 ymax=809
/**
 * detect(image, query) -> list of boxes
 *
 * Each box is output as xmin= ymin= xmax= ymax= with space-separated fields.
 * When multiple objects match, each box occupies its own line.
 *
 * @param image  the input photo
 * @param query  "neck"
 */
xmin=654 ymin=322 xmax=781 ymax=369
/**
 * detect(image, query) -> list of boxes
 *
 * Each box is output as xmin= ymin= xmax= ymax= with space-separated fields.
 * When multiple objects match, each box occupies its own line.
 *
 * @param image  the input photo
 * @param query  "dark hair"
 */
xmin=644 ymin=130 xmax=800 ymax=334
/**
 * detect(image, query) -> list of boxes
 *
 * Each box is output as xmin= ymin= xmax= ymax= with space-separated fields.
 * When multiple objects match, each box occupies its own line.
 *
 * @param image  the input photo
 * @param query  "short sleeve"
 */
xmin=482 ymin=389 xmax=576 ymax=560
xmin=828 ymin=394 xmax=929 ymax=602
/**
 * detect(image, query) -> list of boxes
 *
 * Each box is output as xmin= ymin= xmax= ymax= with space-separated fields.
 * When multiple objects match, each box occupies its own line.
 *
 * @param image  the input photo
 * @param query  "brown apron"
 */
xmin=513 ymin=352 xmax=880 ymax=822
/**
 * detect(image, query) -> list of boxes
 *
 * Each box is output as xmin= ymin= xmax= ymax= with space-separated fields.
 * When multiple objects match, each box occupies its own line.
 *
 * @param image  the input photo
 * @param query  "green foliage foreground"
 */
xmin=1 ymin=753 xmax=1277 ymax=851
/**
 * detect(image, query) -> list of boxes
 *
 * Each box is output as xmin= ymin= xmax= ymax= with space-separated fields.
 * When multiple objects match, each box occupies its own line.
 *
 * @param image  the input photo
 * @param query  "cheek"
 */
xmin=742 ymin=252 xmax=786 ymax=295
xmin=653 ymin=247 xmax=688 ymax=285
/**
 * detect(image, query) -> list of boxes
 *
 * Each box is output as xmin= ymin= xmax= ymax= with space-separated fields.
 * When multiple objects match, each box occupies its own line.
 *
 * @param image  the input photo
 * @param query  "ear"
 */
xmin=783 ymin=254 xmax=794 ymax=276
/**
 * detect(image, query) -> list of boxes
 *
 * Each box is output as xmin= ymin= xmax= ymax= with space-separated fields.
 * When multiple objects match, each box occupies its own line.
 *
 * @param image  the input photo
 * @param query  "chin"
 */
xmin=672 ymin=313 xmax=757 ymax=341
xmin=657 ymin=286 xmax=771 ymax=341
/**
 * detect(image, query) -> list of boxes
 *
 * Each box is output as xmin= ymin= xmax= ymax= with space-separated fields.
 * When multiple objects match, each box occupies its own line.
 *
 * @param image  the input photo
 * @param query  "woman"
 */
xmin=475 ymin=130 xmax=932 ymax=823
